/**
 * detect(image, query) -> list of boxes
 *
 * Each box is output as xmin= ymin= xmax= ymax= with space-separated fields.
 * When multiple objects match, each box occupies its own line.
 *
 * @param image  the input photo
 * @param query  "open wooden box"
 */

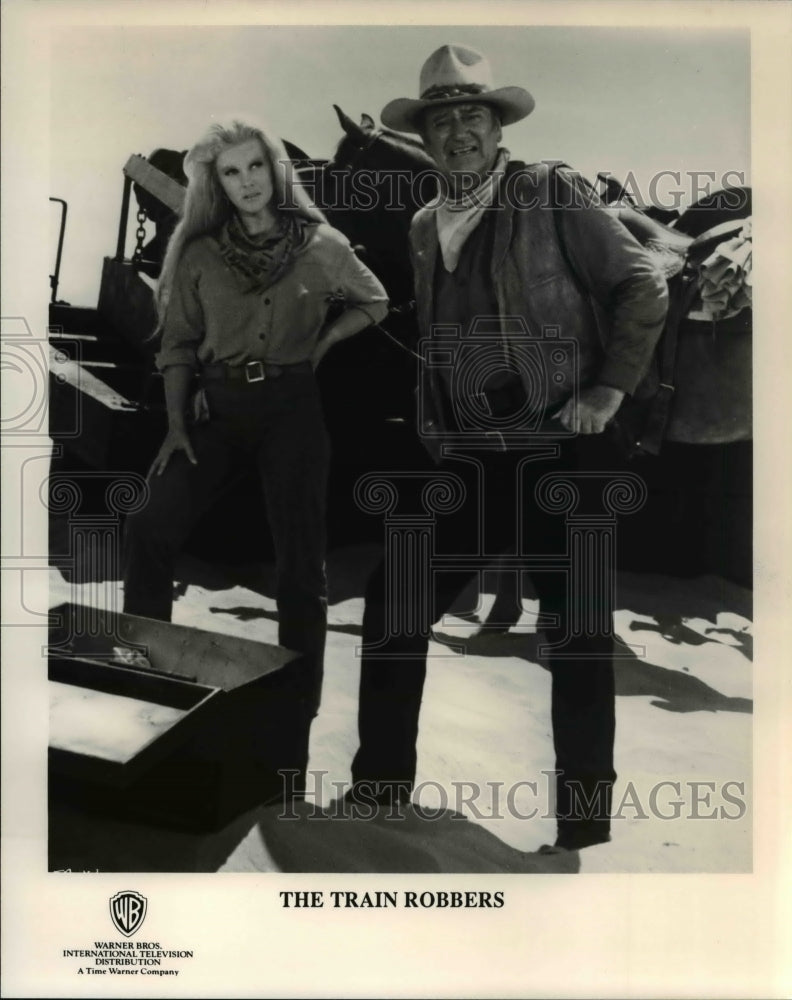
xmin=48 ymin=603 xmax=311 ymax=831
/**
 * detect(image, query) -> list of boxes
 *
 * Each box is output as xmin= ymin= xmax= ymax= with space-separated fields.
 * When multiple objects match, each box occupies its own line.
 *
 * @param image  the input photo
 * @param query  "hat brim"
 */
xmin=381 ymin=86 xmax=535 ymax=134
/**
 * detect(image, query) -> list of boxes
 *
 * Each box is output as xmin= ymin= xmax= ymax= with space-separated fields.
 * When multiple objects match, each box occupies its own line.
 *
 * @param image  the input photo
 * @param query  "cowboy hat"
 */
xmin=381 ymin=44 xmax=535 ymax=134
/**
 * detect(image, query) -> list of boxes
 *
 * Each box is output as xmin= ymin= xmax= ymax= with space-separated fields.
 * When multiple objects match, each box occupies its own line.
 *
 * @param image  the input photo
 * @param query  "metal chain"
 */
xmin=132 ymin=208 xmax=148 ymax=264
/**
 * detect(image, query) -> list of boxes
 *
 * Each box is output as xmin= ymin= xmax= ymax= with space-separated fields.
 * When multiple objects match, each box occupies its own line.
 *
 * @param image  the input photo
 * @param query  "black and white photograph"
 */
xmin=2 ymin=1 xmax=790 ymax=997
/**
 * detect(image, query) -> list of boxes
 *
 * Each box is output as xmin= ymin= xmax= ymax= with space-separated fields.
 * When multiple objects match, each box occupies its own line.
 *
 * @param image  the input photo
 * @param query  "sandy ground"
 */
xmin=49 ymin=542 xmax=752 ymax=875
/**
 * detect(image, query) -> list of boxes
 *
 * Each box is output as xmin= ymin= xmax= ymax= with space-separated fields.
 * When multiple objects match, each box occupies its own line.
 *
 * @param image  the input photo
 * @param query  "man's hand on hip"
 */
xmin=553 ymin=384 xmax=626 ymax=435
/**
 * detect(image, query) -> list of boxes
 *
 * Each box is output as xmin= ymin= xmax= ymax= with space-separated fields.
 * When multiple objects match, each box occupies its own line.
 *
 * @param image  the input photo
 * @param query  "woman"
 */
xmin=122 ymin=119 xmax=388 ymax=758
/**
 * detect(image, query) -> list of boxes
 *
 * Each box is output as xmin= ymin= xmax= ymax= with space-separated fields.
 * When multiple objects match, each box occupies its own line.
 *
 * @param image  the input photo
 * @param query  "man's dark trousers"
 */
xmin=351 ymin=436 xmax=617 ymax=848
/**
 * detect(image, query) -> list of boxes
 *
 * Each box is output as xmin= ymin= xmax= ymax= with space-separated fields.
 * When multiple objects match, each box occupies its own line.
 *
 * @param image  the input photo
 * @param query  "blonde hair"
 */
xmin=155 ymin=118 xmax=325 ymax=327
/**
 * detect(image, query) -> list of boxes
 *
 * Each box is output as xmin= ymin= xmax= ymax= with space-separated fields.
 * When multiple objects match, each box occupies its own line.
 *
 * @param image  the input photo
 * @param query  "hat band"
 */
xmin=420 ymin=82 xmax=489 ymax=101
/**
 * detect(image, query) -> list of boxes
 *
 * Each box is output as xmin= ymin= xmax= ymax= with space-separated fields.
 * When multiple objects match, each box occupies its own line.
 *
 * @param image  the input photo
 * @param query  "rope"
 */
xmin=373 ymin=303 xmax=426 ymax=363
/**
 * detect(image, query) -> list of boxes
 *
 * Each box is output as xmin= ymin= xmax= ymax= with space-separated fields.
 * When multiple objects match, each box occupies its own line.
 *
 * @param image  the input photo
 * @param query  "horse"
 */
xmin=317 ymin=106 xmax=439 ymax=306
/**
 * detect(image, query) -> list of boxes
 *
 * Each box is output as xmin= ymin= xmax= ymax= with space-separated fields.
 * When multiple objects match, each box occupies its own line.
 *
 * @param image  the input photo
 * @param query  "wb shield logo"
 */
xmin=109 ymin=891 xmax=147 ymax=937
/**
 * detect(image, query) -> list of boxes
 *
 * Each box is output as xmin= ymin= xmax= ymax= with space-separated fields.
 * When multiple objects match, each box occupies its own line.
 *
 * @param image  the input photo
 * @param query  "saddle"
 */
xmin=550 ymin=164 xmax=752 ymax=456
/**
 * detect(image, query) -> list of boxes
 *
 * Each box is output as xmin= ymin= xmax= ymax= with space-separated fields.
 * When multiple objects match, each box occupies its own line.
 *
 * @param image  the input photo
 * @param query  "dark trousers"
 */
xmin=123 ymin=372 xmax=330 ymax=722
xmin=352 ymin=440 xmax=617 ymax=846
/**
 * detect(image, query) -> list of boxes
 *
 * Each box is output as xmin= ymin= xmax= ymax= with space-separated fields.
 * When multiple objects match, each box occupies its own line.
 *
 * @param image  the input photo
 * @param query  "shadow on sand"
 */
xmin=431 ymin=629 xmax=752 ymax=716
xmin=177 ymin=546 xmax=752 ymax=718
xmin=245 ymin=801 xmax=580 ymax=874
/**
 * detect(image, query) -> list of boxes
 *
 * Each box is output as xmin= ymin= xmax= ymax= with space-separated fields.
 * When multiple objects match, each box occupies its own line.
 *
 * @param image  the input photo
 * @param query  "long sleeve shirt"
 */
xmin=156 ymin=221 xmax=389 ymax=371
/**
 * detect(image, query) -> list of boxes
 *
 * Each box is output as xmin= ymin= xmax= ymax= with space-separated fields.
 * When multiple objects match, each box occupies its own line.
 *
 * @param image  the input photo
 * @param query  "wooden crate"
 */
xmin=48 ymin=603 xmax=311 ymax=831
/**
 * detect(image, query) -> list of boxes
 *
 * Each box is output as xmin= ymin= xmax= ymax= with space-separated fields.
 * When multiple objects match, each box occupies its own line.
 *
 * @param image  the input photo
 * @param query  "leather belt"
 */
xmin=201 ymin=360 xmax=313 ymax=384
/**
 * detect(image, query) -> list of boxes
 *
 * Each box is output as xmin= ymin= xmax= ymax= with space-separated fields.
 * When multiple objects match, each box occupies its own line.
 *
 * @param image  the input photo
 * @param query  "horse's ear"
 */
xmin=360 ymin=114 xmax=376 ymax=132
xmin=282 ymin=138 xmax=312 ymax=163
xmin=333 ymin=104 xmax=366 ymax=141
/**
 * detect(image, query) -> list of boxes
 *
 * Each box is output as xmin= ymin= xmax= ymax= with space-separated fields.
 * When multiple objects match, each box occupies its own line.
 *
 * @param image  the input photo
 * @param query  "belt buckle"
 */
xmin=245 ymin=361 xmax=266 ymax=383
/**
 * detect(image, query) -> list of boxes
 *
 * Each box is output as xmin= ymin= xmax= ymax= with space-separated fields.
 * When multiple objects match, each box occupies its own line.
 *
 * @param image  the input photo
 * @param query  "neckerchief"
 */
xmin=434 ymin=148 xmax=510 ymax=272
xmin=218 ymin=212 xmax=311 ymax=293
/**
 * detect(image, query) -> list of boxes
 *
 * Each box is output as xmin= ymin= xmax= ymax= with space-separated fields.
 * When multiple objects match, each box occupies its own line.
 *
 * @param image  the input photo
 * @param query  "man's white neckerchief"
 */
xmin=434 ymin=148 xmax=510 ymax=273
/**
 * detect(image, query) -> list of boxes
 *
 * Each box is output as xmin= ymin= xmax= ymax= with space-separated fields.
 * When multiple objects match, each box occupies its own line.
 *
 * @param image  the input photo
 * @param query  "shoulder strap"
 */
xmin=636 ymin=273 xmax=698 ymax=454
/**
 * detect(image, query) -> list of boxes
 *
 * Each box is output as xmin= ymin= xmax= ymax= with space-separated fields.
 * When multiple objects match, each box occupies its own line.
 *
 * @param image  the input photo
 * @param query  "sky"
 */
xmin=49 ymin=22 xmax=750 ymax=307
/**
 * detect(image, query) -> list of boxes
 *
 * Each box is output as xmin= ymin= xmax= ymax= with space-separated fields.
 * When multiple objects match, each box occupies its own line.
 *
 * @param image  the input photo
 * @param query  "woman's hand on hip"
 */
xmin=150 ymin=425 xmax=198 ymax=476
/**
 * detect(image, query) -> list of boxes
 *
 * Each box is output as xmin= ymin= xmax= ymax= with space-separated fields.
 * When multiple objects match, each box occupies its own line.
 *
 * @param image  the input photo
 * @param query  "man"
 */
xmin=348 ymin=44 xmax=668 ymax=850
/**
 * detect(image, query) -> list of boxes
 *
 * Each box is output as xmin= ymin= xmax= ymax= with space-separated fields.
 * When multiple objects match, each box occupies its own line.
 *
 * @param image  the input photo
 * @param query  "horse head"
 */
xmin=331 ymin=104 xmax=437 ymax=180
xmin=324 ymin=106 xmax=440 ymax=303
